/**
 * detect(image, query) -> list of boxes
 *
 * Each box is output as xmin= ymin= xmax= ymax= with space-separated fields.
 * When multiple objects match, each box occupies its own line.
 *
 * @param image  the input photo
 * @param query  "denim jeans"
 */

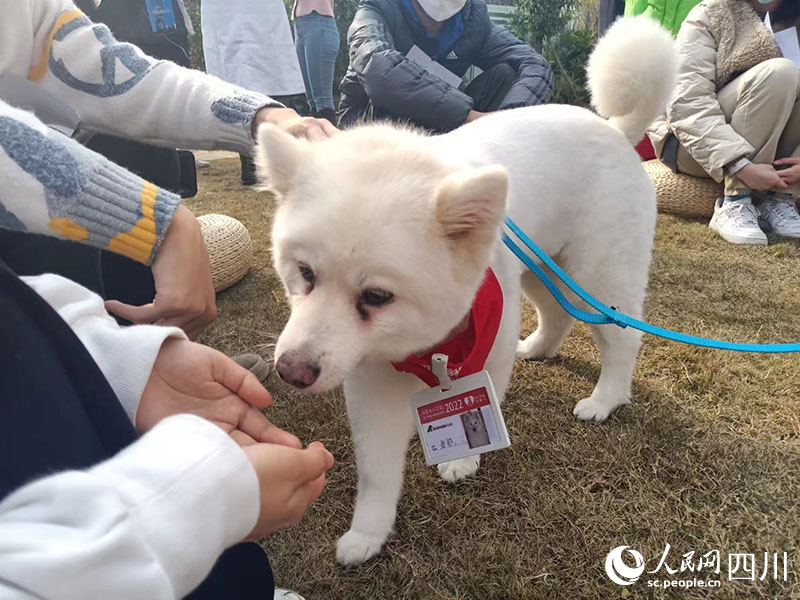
xmin=295 ymin=11 xmax=340 ymax=112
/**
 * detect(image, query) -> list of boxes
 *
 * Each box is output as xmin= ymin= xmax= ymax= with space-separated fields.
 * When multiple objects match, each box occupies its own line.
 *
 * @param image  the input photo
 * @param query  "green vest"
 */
xmin=624 ymin=0 xmax=702 ymax=35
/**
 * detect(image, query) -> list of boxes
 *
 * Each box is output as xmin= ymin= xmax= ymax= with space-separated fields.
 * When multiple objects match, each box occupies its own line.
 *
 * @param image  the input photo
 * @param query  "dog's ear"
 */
xmin=254 ymin=123 xmax=310 ymax=196
xmin=435 ymin=166 xmax=508 ymax=244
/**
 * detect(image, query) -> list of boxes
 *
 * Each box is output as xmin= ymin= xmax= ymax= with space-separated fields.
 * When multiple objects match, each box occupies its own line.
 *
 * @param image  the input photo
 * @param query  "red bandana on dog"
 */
xmin=392 ymin=269 xmax=503 ymax=387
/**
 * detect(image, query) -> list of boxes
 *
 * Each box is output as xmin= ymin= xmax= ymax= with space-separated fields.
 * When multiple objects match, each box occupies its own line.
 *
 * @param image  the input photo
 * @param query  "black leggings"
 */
xmin=0 ymin=261 xmax=274 ymax=598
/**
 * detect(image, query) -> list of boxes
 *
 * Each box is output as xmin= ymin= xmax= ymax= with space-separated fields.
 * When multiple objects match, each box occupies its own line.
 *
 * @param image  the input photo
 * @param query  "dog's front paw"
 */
xmin=438 ymin=456 xmax=480 ymax=483
xmin=573 ymin=395 xmax=629 ymax=423
xmin=336 ymin=529 xmax=387 ymax=566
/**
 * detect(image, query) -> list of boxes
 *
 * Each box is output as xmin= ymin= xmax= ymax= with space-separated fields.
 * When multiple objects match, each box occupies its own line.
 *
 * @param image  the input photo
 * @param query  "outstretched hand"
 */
xmin=137 ymin=338 xmax=301 ymax=448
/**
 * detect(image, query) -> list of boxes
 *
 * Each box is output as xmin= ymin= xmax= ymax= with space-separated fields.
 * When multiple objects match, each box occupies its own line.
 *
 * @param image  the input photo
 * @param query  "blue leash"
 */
xmin=502 ymin=217 xmax=800 ymax=353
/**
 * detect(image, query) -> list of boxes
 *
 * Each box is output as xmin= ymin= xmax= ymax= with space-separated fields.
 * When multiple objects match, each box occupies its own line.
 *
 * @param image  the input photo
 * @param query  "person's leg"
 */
xmin=294 ymin=15 xmax=316 ymax=115
xmin=0 ymin=230 xmax=106 ymax=295
xmin=691 ymin=59 xmax=800 ymax=244
xmin=777 ymin=97 xmax=800 ymax=196
xmin=759 ymin=94 xmax=800 ymax=236
xmin=0 ymin=261 xmax=275 ymax=597
xmin=186 ymin=543 xmax=275 ymax=600
xmin=717 ymin=58 xmax=800 ymax=197
xmin=0 ymin=261 xmax=137 ymax=499
xmin=675 ymin=144 xmax=713 ymax=179
xmin=299 ymin=13 xmax=340 ymax=124
xmin=0 ymin=229 xmax=155 ymax=310
xmin=241 ymin=153 xmax=258 ymax=186
xmin=86 ymin=135 xmax=183 ymax=195
xmin=310 ymin=14 xmax=340 ymax=121
xmin=463 ymin=63 xmax=517 ymax=113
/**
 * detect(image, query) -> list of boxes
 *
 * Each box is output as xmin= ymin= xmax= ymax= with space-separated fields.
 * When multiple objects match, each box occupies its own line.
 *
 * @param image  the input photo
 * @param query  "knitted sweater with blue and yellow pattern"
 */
xmin=0 ymin=0 xmax=277 ymax=264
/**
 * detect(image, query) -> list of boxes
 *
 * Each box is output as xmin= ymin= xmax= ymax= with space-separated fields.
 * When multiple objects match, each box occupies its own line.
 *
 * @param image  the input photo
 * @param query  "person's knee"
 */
xmin=754 ymin=58 xmax=800 ymax=95
xmin=487 ymin=63 xmax=516 ymax=85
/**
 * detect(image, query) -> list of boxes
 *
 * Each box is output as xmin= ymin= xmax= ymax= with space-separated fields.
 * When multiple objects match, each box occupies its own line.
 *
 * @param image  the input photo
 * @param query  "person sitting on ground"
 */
xmin=0 ymin=0 xmax=336 ymax=341
xmin=648 ymin=0 xmax=800 ymax=245
xmin=338 ymin=0 xmax=554 ymax=131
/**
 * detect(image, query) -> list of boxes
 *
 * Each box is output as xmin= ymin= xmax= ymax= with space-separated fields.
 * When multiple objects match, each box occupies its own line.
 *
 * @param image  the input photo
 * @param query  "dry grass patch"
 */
xmin=190 ymin=159 xmax=800 ymax=600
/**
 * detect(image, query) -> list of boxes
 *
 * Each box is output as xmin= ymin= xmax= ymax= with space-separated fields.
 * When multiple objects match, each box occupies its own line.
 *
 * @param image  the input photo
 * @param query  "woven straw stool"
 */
xmin=642 ymin=159 xmax=722 ymax=219
xmin=197 ymin=214 xmax=253 ymax=292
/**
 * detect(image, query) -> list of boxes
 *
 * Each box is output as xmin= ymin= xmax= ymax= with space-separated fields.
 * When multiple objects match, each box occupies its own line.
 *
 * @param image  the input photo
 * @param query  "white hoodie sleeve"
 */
xmin=21 ymin=273 xmax=187 ymax=423
xmin=0 ymin=414 xmax=260 ymax=600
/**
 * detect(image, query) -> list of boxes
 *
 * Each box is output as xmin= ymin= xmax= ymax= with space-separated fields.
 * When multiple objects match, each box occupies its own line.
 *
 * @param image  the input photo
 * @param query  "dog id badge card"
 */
xmin=410 ymin=354 xmax=510 ymax=466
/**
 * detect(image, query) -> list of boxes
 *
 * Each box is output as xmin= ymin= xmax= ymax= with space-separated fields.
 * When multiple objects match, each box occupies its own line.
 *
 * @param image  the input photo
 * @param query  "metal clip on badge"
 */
xmin=431 ymin=353 xmax=452 ymax=391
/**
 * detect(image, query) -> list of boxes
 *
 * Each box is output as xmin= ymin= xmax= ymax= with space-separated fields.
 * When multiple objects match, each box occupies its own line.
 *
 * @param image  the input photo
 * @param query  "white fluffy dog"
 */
xmin=256 ymin=17 xmax=676 ymax=566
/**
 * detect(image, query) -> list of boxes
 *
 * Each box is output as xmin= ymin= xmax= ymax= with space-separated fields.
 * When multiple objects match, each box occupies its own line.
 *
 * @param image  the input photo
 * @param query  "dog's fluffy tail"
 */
xmin=587 ymin=16 xmax=677 ymax=145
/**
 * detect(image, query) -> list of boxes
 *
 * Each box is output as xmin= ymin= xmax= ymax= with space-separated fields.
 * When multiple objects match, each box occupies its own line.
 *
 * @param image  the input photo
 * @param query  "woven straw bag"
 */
xmin=197 ymin=214 xmax=253 ymax=292
xmin=642 ymin=159 xmax=722 ymax=219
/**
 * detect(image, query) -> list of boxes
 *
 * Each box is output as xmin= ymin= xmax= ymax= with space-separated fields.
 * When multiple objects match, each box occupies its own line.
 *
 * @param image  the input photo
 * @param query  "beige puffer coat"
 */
xmin=648 ymin=0 xmax=782 ymax=181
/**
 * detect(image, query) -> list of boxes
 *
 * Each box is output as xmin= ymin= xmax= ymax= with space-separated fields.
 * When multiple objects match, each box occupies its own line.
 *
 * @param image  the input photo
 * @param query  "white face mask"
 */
xmin=416 ymin=0 xmax=468 ymax=22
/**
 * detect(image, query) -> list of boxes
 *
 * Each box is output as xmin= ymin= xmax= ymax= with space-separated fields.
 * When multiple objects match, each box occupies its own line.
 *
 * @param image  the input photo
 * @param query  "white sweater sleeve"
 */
xmin=0 ymin=414 xmax=260 ymax=600
xmin=17 ymin=0 xmax=280 ymax=154
xmin=21 ymin=273 xmax=187 ymax=423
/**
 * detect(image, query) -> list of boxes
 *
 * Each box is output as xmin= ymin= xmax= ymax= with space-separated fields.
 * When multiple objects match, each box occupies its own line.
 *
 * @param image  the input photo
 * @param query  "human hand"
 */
xmin=105 ymin=205 xmax=217 ymax=339
xmin=137 ymin=338 xmax=301 ymax=448
xmin=774 ymin=157 xmax=800 ymax=186
xmin=736 ymin=163 xmax=789 ymax=191
xmin=254 ymin=107 xmax=338 ymax=142
xmin=243 ymin=441 xmax=334 ymax=539
xmin=465 ymin=109 xmax=488 ymax=124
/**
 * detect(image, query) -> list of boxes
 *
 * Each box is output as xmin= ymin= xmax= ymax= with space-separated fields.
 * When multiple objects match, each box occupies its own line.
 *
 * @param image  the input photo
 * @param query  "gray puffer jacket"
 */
xmin=338 ymin=0 xmax=553 ymax=131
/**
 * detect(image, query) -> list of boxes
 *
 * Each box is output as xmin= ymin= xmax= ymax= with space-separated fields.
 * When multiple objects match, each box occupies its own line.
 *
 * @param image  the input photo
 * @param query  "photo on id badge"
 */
xmin=460 ymin=409 xmax=490 ymax=449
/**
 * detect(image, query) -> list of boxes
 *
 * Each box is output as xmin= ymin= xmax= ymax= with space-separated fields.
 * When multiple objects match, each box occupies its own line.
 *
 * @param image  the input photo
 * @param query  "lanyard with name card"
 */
xmin=410 ymin=353 xmax=510 ymax=466
xmin=145 ymin=0 xmax=178 ymax=33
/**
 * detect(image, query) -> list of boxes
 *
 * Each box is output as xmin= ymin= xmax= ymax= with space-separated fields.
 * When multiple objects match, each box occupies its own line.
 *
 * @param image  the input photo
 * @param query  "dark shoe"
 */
xmin=315 ymin=108 xmax=338 ymax=127
xmin=240 ymin=154 xmax=257 ymax=186
xmin=232 ymin=354 xmax=271 ymax=384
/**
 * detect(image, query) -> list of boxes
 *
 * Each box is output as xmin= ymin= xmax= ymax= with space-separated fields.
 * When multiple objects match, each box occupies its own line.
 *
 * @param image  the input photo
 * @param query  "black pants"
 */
xmin=0 ymin=261 xmax=274 ymax=598
xmin=463 ymin=62 xmax=516 ymax=114
xmin=0 ymin=229 xmax=156 ymax=309
xmin=355 ymin=62 xmax=517 ymax=131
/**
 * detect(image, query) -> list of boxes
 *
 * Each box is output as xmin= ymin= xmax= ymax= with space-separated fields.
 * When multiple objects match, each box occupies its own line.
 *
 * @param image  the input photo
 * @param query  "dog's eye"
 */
xmin=298 ymin=263 xmax=315 ymax=286
xmin=360 ymin=288 xmax=394 ymax=307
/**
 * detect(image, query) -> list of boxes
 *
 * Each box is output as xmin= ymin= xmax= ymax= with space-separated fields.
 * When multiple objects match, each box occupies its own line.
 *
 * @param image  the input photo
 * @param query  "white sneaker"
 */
xmin=758 ymin=197 xmax=800 ymax=237
xmin=275 ymin=589 xmax=306 ymax=600
xmin=708 ymin=197 xmax=767 ymax=245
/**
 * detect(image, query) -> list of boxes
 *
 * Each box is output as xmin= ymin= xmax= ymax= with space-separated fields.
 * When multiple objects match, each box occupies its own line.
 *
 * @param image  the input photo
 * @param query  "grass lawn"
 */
xmin=189 ymin=159 xmax=800 ymax=600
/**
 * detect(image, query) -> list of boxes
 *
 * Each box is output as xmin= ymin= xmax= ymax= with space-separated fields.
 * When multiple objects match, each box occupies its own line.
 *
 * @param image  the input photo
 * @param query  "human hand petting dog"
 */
xmin=105 ymin=205 xmax=218 ymax=340
xmin=255 ymin=106 xmax=338 ymax=142
xmin=774 ymin=157 xmax=800 ymax=186
xmin=136 ymin=338 xmax=301 ymax=448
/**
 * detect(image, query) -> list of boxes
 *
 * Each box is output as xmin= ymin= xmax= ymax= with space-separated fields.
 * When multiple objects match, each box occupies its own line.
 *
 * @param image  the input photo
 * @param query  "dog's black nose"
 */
xmin=275 ymin=352 xmax=320 ymax=389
